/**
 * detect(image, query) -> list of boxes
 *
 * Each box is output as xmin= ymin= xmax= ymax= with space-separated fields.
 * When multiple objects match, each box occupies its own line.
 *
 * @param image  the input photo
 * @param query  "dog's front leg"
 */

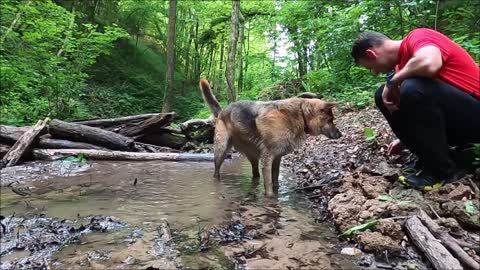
xmin=272 ymin=156 xmax=282 ymax=188
xmin=261 ymin=154 xmax=275 ymax=197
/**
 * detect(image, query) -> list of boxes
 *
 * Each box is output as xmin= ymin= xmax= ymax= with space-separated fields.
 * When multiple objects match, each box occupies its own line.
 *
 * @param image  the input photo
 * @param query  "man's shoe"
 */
xmin=397 ymin=171 xmax=465 ymax=191
xmin=401 ymin=159 xmax=423 ymax=175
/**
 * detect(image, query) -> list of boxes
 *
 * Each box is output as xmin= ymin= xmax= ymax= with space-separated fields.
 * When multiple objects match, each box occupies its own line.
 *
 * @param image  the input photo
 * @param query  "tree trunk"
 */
xmin=237 ymin=12 xmax=245 ymax=93
xmin=302 ymin=45 xmax=309 ymax=75
xmin=207 ymin=43 xmax=215 ymax=79
xmin=33 ymin=149 xmax=215 ymax=162
xmin=193 ymin=21 xmax=200 ymax=81
xmin=308 ymin=45 xmax=315 ymax=71
xmin=1 ymin=118 xmax=49 ymax=168
xmin=0 ymin=0 xmax=32 ymax=44
xmin=57 ymin=6 xmax=75 ymax=57
xmin=271 ymin=34 xmax=277 ymax=81
xmin=396 ymin=0 xmax=405 ymax=36
xmin=225 ymin=0 xmax=240 ymax=103
xmin=162 ymin=0 xmax=178 ymax=113
xmin=219 ymin=35 xmax=225 ymax=70
xmin=184 ymin=22 xmax=194 ymax=86
xmin=244 ymin=23 xmax=250 ymax=88
xmin=48 ymin=119 xmax=135 ymax=151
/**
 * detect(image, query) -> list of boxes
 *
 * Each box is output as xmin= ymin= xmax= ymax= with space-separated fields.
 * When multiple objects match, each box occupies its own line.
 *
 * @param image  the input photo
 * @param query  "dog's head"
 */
xmin=301 ymin=99 xmax=342 ymax=139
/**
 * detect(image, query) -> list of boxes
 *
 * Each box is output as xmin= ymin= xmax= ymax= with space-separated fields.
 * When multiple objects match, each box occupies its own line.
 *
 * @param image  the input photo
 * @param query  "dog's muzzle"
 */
xmin=324 ymin=127 xmax=342 ymax=139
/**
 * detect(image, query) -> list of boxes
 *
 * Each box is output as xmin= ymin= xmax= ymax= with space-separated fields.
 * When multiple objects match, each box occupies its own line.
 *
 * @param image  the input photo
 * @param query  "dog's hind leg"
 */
xmin=261 ymin=154 xmax=275 ymax=197
xmin=213 ymin=120 xmax=231 ymax=178
xmin=272 ymin=156 xmax=282 ymax=188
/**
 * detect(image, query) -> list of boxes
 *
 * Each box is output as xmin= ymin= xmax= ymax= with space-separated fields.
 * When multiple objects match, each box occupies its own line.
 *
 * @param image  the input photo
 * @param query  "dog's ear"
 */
xmin=301 ymin=100 xmax=314 ymax=116
xmin=321 ymin=102 xmax=337 ymax=112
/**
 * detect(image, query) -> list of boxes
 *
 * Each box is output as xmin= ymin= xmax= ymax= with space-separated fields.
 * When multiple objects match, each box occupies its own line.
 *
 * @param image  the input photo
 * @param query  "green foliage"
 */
xmin=364 ymin=127 xmax=377 ymax=141
xmin=1 ymin=0 xmax=478 ymax=125
xmin=1 ymin=0 xmax=127 ymax=125
xmin=63 ymin=153 xmax=87 ymax=163
xmin=376 ymin=195 xmax=393 ymax=202
xmin=464 ymin=200 xmax=478 ymax=217
xmin=341 ymin=219 xmax=381 ymax=237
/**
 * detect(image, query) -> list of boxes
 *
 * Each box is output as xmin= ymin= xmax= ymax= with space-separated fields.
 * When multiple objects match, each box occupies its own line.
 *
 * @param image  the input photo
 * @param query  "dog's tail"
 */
xmin=199 ymin=79 xmax=222 ymax=117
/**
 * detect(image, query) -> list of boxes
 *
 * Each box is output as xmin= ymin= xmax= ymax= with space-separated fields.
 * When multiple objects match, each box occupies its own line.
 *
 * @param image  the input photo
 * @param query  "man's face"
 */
xmin=357 ymin=47 xmax=393 ymax=75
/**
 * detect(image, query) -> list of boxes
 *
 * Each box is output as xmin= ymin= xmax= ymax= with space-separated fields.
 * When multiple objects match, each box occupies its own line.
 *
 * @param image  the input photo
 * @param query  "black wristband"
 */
xmin=386 ymin=72 xmax=397 ymax=88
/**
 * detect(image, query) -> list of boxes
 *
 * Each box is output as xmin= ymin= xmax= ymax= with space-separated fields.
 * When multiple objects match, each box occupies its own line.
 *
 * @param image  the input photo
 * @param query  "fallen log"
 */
xmin=72 ymin=113 xmax=161 ymax=127
xmin=32 ymin=149 xmax=216 ymax=162
xmin=405 ymin=215 xmax=462 ymax=270
xmin=107 ymin=112 xmax=177 ymax=137
xmin=418 ymin=210 xmax=479 ymax=270
xmin=136 ymin=132 xmax=187 ymax=150
xmin=159 ymin=127 xmax=183 ymax=135
xmin=133 ymin=142 xmax=180 ymax=153
xmin=0 ymin=127 xmax=107 ymax=150
xmin=1 ymin=118 xmax=49 ymax=168
xmin=38 ymin=138 xmax=107 ymax=150
xmin=0 ymin=144 xmax=10 ymax=158
xmin=180 ymin=116 xmax=215 ymax=134
xmin=49 ymin=119 xmax=135 ymax=151
xmin=0 ymin=125 xmax=33 ymax=144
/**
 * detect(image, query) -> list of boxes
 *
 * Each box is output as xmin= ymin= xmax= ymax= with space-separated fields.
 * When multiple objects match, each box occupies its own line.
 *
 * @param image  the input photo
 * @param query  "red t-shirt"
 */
xmin=396 ymin=28 xmax=480 ymax=98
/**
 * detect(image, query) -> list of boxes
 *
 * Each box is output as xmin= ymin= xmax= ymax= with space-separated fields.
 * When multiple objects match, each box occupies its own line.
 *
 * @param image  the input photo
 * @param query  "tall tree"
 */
xmin=225 ymin=0 xmax=240 ymax=103
xmin=236 ymin=11 xmax=245 ymax=93
xmin=162 ymin=0 xmax=177 ymax=113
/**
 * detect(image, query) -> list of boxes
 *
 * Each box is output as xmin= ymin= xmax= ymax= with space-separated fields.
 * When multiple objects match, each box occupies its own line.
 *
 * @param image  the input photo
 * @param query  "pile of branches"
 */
xmin=0 ymin=112 xmax=216 ymax=168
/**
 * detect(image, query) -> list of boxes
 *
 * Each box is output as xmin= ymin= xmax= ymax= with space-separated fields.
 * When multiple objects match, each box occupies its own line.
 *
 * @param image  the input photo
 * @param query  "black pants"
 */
xmin=374 ymin=77 xmax=480 ymax=178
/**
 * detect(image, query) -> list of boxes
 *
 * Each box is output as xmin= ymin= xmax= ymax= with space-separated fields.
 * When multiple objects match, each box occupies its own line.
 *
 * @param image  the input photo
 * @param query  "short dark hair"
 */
xmin=351 ymin=32 xmax=391 ymax=63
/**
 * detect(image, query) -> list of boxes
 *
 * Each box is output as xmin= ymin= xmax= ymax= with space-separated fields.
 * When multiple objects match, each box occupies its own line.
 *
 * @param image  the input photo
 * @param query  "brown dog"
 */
xmin=199 ymin=79 xmax=341 ymax=197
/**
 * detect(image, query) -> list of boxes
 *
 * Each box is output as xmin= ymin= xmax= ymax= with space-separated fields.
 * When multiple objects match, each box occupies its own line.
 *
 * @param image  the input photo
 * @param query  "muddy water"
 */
xmin=0 ymin=157 xmax=355 ymax=269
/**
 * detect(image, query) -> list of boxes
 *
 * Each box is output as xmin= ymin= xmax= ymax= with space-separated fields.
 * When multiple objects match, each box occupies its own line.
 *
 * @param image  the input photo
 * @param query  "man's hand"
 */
xmin=382 ymin=84 xmax=400 ymax=113
xmin=387 ymin=139 xmax=405 ymax=155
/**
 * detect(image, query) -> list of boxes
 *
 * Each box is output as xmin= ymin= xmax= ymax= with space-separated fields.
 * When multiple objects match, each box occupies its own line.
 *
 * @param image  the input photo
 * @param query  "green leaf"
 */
xmin=63 ymin=156 xmax=77 ymax=162
xmin=376 ymin=195 xmax=393 ymax=201
xmin=77 ymin=153 xmax=87 ymax=163
xmin=396 ymin=200 xmax=413 ymax=205
xmin=473 ymin=144 xmax=480 ymax=157
xmin=364 ymin=127 xmax=377 ymax=141
xmin=340 ymin=219 xmax=381 ymax=237
xmin=63 ymin=154 xmax=87 ymax=163
xmin=464 ymin=200 xmax=478 ymax=216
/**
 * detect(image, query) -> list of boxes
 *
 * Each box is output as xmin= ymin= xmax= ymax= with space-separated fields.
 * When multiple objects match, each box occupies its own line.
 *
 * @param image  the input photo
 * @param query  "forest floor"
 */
xmin=282 ymin=105 xmax=480 ymax=268
xmin=1 ymin=106 xmax=479 ymax=270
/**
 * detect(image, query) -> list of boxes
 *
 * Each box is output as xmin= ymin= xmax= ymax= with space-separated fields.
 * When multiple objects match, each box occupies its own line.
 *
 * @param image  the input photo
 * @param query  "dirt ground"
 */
xmin=283 ymin=105 xmax=480 ymax=268
xmin=1 ymin=106 xmax=479 ymax=270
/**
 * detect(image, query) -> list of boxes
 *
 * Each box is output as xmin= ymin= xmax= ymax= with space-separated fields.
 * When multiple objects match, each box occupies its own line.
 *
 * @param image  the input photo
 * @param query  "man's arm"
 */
xmin=391 ymin=45 xmax=443 ymax=86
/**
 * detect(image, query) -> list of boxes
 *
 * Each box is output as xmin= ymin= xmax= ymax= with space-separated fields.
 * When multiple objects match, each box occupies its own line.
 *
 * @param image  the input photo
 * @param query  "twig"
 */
xmin=293 ymin=182 xmax=326 ymax=192
xmin=237 ymin=243 xmax=267 ymax=258
xmin=467 ymin=178 xmax=479 ymax=198
xmin=428 ymin=204 xmax=441 ymax=219
xmin=44 ymin=257 xmax=51 ymax=270
xmin=307 ymin=194 xmax=323 ymax=199
xmin=384 ymin=250 xmax=390 ymax=265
